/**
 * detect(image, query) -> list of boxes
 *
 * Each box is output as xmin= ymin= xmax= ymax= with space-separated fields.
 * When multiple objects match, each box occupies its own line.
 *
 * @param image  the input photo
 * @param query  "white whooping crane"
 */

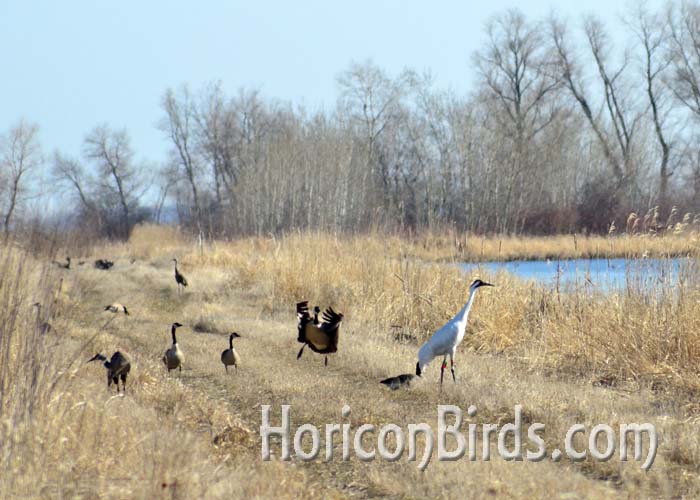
xmin=415 ymin=279 xmax=493 ymax=385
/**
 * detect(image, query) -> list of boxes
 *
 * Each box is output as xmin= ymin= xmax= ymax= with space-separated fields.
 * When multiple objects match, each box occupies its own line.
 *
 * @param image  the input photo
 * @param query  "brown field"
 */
xmin=2 ymin=224 xmax=700 ymax=499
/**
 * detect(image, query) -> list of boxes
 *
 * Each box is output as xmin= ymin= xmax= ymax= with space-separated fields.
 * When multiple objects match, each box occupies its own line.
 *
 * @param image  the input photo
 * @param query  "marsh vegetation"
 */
xmin=1 ymin=225 xmax=699 ymax=498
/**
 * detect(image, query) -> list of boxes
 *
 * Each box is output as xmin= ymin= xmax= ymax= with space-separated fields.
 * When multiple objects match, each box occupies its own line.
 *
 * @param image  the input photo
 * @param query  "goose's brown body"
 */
xmin=105 ymin=303 xmax=129 ymax=315
xmin=296 ymin=301 xmax=343 ymax=365
xmin=163 ymin=323 xmax=184 ymax=372
xmin=89 ymin=351 xmax=131 ymax=392
xmin=221 ymin=332 xmax=241 ymax=372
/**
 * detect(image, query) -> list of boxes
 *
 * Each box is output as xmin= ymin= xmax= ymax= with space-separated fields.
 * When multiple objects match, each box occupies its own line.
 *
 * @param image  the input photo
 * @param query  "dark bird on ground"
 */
xmin=104 ymin=303 xmax=129 ymax=315
xmin=88 ymin=351 xmax=131 ymax=393
xmin=221 ymin=332 xmax=241 ymax=372
xmin=94 ymin=259 xmax=114 ymax=270
xmin=52 ymin=256 xmax=71 ymax=269
xmin=163 ymin=322 xmax=184 ymax=373
xmin=296 ymin=301 xmax=343 ymax=366
xmin=172 ymin=259 xmax=188 ymax=295
xmin=380 ymin=374 xmax=415 ymax=390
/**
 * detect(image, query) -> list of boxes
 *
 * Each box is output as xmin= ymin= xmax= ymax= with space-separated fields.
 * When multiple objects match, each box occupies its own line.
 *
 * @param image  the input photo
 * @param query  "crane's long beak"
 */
xmin=481 ymin=282 xmax=495 ymax=287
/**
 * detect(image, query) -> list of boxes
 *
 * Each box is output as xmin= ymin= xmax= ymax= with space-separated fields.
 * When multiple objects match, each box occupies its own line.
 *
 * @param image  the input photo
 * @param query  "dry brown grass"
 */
xmin=158 ymin=226 xmax=700 ymax=391
xmin=4 ymin=225 xmax=700 ymax=498
xmin=400 ymin=227 xmax=700 ymax=262
xmin=0 ymin=245 xmax=309 ymax=499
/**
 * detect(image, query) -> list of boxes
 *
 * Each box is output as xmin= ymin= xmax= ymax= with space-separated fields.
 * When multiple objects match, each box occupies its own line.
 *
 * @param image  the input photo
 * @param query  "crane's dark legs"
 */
xmin=450 ymin=359 xmax=456 ymax=383
xmin=440 ymin=357 xmax=447 ymax=386
xmin=297 ymin=344 xmax=306 ymax=360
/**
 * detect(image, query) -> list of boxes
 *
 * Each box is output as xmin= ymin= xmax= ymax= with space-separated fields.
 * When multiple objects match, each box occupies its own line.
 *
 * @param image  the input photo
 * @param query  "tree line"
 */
xmin=4 ymin=2 xmax=700 ymax=239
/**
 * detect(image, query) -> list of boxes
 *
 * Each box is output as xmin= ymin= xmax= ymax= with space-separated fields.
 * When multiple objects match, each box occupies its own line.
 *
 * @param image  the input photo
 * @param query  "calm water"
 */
xmin=463 ymin=258 xmax=690 ymax=291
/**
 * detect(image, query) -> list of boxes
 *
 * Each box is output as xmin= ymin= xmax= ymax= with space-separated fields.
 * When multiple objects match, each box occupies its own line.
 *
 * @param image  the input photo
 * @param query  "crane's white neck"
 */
xmin=454 ymin=287 xmax=478 ymax=325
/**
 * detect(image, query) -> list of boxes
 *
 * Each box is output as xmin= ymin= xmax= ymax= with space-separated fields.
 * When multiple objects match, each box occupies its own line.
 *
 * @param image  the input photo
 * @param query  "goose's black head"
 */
xmin=230 ymin=332 xmax=241 ymax=339
xmin=88 ymin=353 xmax=106 ymax=363
xmin=470 ymin=279 xmax=494 ymax=291
xmin=172 ymin=322 xmax=183 ymax=328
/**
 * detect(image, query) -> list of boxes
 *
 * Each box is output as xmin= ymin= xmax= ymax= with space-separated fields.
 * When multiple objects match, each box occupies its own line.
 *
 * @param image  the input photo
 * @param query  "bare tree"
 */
xmin=0 ymin=120 xmax=41 ymax=235
xmin=83 ymin=125 xmax=141 ymax=238
xmin=154 ymin=163 xmax=178 ymax=224
xmin=474 ymin=9 xmax=561 ymax=231
xmin=194 ymin=82 xmax=227 ymax=205
xmin=160 ymin=86 xmax=203 ymax=233
xmin=52 ymin=152 xmax=105 ymax=231
xmin=337 ymin=61 xmax=407 ymax=223
xmin=52 ymin=153 xmax=96 ymax=212
xmin=550 ymin=15 xmax=643 ymax=200
xmin=667 ymin=0 xmax=700 ymax=119
xmin=630 ymin=4 xmax=674 ymax=213
xmin=666 ymin=0 xmax=700 ymax=209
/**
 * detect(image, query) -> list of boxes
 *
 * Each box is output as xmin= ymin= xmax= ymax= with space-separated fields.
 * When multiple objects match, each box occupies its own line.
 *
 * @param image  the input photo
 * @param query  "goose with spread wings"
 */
xmin=296 ymin=301 xmax=343 ymax=366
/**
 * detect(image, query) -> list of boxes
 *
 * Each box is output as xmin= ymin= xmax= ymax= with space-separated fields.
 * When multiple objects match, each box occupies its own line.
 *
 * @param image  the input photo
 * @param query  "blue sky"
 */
xmin=0 ymin=0 xmax=660 ymax=167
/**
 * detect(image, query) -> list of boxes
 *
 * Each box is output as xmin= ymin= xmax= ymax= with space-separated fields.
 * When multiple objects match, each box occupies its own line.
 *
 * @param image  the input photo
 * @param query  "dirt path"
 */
xmin=63 ymin=260 xmax=693 ymax=499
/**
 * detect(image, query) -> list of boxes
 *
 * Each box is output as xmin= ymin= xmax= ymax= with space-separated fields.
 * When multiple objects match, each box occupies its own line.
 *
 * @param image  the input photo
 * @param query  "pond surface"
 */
xmin=463 ymin=258 xmax=690 ymax=291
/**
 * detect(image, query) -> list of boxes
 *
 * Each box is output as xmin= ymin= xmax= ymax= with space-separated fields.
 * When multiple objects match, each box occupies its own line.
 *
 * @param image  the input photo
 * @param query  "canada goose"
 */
xmin=296 ymin=301 xmax=343 ymax=366
xmin=162 ymin=322 xmax=184 ymax=373
xmin=94 ymin=259 xmax=114 ymax=270
xmin=221 ymin=332 xmax=241 ymax=372
xmin=380 ymin=374 xmax=415 ymax=390
xmin=88 ymin=351 xmax=131 ymax=393
xmin=172 ymin=259 xmax=188 ymax=295
xmin=416 ymin=279 xmax=493 ymax=386
xmin=52 ymin=256 xmax=71 ymax=269
xmin=104 ymin=303 xmax=129 ymax=315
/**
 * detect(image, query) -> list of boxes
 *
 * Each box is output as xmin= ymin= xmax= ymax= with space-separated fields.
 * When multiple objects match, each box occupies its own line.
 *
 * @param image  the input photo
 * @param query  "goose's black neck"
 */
xmin=171 ymin=324 xmax=178 ymax=344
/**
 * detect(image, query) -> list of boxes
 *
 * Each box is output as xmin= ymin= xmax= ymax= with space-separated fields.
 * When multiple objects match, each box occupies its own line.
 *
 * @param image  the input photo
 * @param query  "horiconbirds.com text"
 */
xmin=260 ymin=404 xmax=658 ymax=471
